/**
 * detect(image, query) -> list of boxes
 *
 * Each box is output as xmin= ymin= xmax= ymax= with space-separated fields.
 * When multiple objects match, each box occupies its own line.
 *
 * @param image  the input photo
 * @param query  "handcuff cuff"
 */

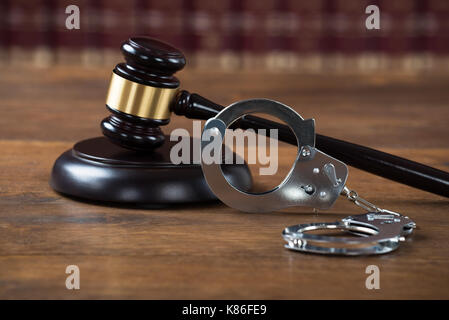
xmin=200 ymin=99 xmax=416 ymax=256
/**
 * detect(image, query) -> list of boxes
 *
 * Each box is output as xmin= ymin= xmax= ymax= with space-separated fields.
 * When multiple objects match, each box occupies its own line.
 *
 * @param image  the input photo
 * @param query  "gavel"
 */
xmin=101 ymin=36 xmax=449 ymax=198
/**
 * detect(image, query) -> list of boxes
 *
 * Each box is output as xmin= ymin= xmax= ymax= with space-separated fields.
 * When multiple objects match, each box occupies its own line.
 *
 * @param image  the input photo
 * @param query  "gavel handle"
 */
xmin=173 ymin=91 xmax=449 ymax=198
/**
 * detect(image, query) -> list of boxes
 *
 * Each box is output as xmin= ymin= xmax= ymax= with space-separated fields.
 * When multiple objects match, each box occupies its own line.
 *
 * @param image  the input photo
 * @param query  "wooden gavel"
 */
xmin=101 ymin=36 xmax=449 ymax=198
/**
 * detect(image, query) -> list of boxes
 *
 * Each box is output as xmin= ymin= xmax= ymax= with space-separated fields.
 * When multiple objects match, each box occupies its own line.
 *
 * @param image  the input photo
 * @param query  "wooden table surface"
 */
xmin=1 ymin=66 xmax=448 ymax=299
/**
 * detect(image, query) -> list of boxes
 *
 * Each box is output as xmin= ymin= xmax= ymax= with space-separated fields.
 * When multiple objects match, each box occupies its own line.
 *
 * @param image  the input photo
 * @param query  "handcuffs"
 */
xmin=200 ymin=99 xmax=416 ymax=256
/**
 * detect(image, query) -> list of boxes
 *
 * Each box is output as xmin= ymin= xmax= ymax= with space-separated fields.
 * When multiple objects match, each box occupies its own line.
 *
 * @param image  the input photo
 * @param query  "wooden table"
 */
xmin=1 ymin=66 xmax=448 ymax=299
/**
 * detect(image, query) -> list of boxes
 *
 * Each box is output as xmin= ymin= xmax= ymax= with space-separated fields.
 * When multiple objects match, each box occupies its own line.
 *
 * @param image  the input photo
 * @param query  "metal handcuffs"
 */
xmin=200 ymin=99 xmax=416 ymax=255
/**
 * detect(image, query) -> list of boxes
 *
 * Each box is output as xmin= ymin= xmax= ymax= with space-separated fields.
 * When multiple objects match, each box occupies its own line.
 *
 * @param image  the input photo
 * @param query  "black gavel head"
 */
xmin=101 ymin=37 xmax=186 ymax=151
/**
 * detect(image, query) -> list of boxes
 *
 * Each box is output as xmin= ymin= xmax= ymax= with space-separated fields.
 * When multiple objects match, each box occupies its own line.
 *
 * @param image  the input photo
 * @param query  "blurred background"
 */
xmin=1 ymin=0 xmax=449 ymax=73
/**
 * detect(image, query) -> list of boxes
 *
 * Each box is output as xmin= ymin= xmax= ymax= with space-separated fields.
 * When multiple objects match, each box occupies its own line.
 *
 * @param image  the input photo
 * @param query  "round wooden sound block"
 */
xmin=50 ymin=137 xmax=252 ymax=205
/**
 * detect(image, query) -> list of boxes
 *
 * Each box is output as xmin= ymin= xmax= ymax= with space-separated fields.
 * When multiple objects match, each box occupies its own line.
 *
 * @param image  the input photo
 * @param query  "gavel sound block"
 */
xmin=50 ymin=37 xmax=252 ymax=204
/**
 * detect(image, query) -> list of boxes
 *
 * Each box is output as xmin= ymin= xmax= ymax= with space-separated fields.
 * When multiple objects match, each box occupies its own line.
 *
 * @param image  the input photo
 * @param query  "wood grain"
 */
xmin=0 ymin=67 xmax=449 ymax=299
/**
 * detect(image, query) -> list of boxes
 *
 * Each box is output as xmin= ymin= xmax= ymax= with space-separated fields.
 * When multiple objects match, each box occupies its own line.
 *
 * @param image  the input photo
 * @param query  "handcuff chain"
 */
xmin=341 ymin=186 xmax=388 ymax=214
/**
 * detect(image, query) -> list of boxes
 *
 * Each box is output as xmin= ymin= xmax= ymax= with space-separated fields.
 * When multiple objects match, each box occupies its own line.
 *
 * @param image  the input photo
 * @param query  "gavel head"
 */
xmin=101 ymin=37 xmax=186 ymax=151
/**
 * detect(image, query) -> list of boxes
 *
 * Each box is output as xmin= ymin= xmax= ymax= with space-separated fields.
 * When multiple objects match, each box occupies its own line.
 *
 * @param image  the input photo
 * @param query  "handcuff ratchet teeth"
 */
xmin=200 ymin=98 xmax=416 ymax=255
